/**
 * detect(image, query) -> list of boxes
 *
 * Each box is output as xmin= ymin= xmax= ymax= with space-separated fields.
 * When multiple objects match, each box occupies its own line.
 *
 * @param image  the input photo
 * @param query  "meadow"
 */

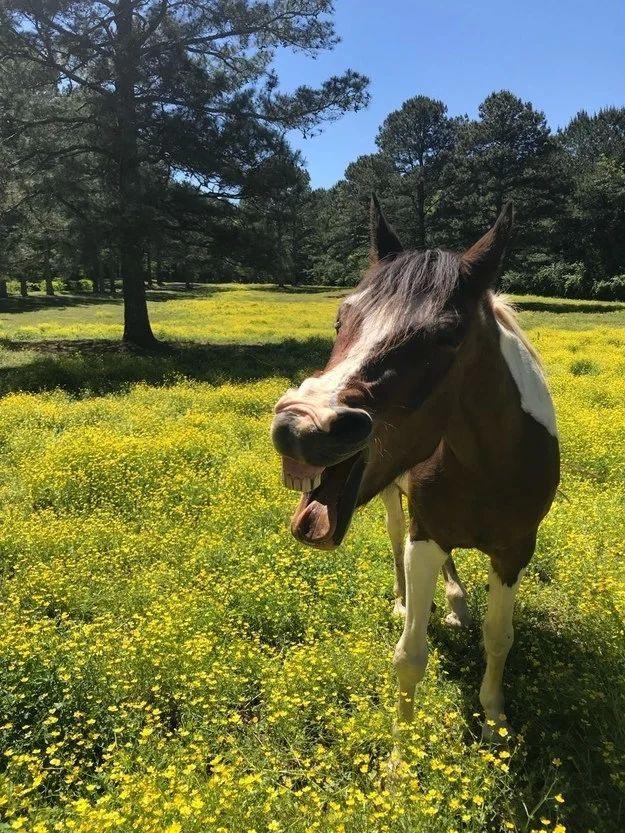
xmin=0 ymin=286 xmax=624 ymax=833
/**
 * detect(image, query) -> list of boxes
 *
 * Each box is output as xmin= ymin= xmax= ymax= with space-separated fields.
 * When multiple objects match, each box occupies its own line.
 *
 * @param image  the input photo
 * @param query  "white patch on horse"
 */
xmin=299 ymin=302 xmax=395 ymax=403
xmin=497 ymin=322 xmax=557 ymax=437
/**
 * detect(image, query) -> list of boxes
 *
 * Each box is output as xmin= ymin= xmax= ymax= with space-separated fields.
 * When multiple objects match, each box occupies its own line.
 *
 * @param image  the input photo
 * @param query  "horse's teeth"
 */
xmin=282 ymin=472 xmax=323 ymax=492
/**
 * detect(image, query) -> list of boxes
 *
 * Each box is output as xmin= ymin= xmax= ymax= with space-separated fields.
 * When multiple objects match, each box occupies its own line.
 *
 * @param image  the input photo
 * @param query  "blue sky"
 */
xmin=272 ymin=0 xmax=625 ymax=189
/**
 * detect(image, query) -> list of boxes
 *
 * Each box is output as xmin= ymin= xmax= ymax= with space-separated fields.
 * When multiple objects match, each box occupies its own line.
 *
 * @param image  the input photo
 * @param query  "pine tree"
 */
xmin=1 ymin=1 xmax=369 ymax=346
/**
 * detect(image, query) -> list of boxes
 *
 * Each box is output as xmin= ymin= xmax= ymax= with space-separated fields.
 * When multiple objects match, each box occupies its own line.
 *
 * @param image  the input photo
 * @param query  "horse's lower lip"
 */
xmin=289 ymin=451 xmax=367 ymax=549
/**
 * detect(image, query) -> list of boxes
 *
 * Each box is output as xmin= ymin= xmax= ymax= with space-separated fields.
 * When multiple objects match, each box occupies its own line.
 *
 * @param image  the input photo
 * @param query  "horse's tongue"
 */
xmin=292 ymin=497 xmax=337 ymax=545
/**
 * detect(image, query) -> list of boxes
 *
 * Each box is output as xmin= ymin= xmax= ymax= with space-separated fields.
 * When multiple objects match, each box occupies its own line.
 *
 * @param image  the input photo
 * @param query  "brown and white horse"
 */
xmin=271 ymin=197 xmax=559 ymax=737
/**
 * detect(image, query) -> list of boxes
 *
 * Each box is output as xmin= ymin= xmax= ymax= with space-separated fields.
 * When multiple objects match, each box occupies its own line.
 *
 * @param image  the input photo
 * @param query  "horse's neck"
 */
xmin=444 ymin=306 xmax=527 ymax=477
xmin=359 ymin=304 xmax=534 ymax=503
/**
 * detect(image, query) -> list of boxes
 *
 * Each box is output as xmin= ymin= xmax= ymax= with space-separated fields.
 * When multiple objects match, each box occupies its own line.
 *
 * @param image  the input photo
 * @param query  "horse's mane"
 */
xmin=350 ymin=253 xmax=544 ymax=373
xmin=490 ymin=293 xmax=543 ymax=368
xmin=351 ymin=249 xmax=461 ymax=342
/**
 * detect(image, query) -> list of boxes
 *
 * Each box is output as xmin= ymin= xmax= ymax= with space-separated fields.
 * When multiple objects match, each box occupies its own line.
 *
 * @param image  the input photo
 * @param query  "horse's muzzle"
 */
xmin=270 ymin=405 xmax=373 ymax=470
xmin=271 ymin=403 xmax=372 ymax=549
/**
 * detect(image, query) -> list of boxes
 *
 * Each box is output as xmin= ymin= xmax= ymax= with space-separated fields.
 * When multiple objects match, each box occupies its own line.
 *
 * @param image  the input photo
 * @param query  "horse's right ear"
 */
xmin=461 ymin=202 xmax=514 ymax=292
xmin=370 ymin=193 xmax=403 ymax=262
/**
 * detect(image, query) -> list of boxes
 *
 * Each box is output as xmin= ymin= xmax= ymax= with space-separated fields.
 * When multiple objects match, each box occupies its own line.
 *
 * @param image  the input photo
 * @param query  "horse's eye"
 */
xmin=334 ymin=319 xmax=341 ymax=333
xmin=437 ymin=328 xmax=463 ymax=348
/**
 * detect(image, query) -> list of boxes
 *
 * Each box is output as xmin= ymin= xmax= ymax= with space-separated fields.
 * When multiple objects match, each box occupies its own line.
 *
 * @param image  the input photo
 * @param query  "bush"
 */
xmin=592 ymin=275 xmax=625 ymax=301
xmin=501 ymin=262 xmax=587 ymax=297
xmin=500 ymin=270 xmax=529 ymax=293
xmin=535 ymin=262 xmax=587 ymax=297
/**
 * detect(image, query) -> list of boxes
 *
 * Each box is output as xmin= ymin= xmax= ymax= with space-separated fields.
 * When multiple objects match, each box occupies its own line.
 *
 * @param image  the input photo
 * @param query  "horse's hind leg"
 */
xmin=442 ymin=556 xmax=472 ymax=628
xmin=381 ymin=485 xmax=406 ymax=617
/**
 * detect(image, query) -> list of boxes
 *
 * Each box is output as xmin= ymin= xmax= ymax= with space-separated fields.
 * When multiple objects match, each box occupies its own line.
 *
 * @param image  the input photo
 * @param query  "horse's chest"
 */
xmin=398 ymin=418 xmax=559 ymax=553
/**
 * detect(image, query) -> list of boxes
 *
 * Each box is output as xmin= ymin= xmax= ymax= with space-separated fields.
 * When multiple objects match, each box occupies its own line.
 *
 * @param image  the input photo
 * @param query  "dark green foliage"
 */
xmin=1 ymin=20 xmax=625 ymax=307
xmin=306 ymin=95 xmax=625 ymax=298
xmin=376 ymin=96 xmax=459 ymax=249
xmin=0 ymin=1 xmax=369 ymax=343
xmin=558 ymin=109 xmax=625 ymax=282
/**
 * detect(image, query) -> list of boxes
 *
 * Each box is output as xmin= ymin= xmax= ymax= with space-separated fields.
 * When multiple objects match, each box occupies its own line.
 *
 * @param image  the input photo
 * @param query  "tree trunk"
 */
xmin=146 ymin=248 xmax=154 ymax=288
xmin=416 ymin=174 xmax=426 ymax=250
xmin=91 ymin=250 xmax=102 ymax=294
xmin=156 ymin=254 xmax=164 ymax=286
xmin=20 ymin=278 xmax=28 ymax=298
xmin=45 ymin=268 xmax=55 ymax=296
xmin=0 ymin=279 xmax=7 ymax=299
xmin=115 ymin=1 xmax=157 ymax=348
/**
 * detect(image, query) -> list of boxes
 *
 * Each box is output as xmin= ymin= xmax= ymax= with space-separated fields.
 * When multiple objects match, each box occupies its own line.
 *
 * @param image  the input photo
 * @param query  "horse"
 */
xmin=270 ymin=196 xmax=559 ymax=738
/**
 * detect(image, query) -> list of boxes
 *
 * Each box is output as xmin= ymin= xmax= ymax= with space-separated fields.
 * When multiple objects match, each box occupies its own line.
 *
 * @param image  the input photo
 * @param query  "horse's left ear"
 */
xmin=461 ymin=202 xmax=514 ymax=292
xmin=370 ymin=193 xmax=403 ymax=262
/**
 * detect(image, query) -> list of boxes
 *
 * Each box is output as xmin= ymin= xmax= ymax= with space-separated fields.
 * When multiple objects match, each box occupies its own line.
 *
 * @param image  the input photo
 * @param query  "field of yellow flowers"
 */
xmin=0 ymin=287 xmax=624 ymax=833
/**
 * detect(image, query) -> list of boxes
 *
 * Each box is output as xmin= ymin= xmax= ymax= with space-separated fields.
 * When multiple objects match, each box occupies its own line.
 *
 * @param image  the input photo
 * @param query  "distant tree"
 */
xmin=443 ymin=91 xmax=565 ymax=269
xmin=304 ymin=153 xmax=404 ymax=285
xmin=1 ymin=0 xmax=369 ymax=346
xmin=376 ymin=96 xmax=459 ymax=248
xmin=559 ymin=108 xmax=625 ymax=282
xmin=240 ymin=149 xmax=314 ymax=285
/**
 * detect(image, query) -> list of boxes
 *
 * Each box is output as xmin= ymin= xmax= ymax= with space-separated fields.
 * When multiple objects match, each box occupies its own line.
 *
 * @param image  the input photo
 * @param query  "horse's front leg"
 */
xmin=479 ymin=556 xmax=528 ymax=739
xmin=393 ymin=538 xmax=448 ymax=722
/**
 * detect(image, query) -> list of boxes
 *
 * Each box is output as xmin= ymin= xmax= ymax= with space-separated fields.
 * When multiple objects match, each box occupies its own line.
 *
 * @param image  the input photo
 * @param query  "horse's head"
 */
xmin=271 ymin=195 xmax=513 ymax=549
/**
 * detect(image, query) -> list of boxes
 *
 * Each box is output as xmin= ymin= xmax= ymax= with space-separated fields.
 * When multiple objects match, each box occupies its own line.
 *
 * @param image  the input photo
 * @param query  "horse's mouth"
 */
xmin=282 ymin=452 xmax=367 ymax=549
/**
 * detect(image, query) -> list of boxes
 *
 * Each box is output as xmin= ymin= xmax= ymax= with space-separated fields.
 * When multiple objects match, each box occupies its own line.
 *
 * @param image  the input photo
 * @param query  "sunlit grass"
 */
xmin=0 ymin=286 xmax=623 ymax=832
xmin=2 ymin=285 xmax=625 ymax=345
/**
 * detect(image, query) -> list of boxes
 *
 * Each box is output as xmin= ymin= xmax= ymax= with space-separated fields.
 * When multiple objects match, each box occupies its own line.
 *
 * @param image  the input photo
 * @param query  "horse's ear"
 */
xmin=461 ymin=202 xmax=514 ymax=291
xmin=370 ymin=193 xmax=403 ymax=262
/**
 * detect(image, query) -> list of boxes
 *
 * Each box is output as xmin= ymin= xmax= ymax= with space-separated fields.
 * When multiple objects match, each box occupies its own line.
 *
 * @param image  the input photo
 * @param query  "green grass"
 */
xmin=0 ymin=285 xmax=624 ymax=833
xmin=1 ymin=285 xmax=624 ymax=347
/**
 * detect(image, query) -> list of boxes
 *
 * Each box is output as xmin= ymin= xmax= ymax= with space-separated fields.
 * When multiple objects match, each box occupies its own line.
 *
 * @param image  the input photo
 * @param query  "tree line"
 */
xmin=1 ymin=3 xmax=624 ymax=350
xmin=305 ymin=93 xmax=625 ymax=301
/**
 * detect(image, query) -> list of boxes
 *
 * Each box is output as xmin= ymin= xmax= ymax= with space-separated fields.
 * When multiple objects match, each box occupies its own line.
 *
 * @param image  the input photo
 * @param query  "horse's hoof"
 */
xmin=392 ymin=599 xmax=406 ymax=618
xmin=444 ymin=610 xmax=473 ymax=629
xmin=382 ymin=744 xmax=407 ymax=789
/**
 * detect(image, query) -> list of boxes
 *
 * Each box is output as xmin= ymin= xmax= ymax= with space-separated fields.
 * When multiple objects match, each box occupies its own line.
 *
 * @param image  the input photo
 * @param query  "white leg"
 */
xmin=479 ymin=566 xmax=524 ymax=739
xmin=380 ymin=486 xmax=406 ymax=616
xmin=393 ymin=539 xmax=447 ymax=723
xmin=442 ymin=556 xmax=472 ymax=628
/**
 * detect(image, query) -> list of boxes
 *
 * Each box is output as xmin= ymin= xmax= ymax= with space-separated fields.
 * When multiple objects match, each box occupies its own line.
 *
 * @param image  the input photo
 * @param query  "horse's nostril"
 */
xmin=271 ymin=410 xmax=301 ymax=458
xmin=331 ymin=408 xmax=373 ymax=444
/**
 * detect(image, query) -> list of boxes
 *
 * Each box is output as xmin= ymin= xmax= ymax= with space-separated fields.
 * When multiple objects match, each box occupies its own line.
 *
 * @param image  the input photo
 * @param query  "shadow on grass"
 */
xmin=254 ymin=285 xmax=350 ymax=295
xmin=514 ymin=299 xmax=625 ymax=314
xmin=431 ymin=612 xmax=625 ymax=833
xmin=0 ymin=337 xmax=333 ymax=396
xmin=0 ymin=285 xmax=229 ymax=314
xmin=0 ymin=294 xmax=122 ymax=313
